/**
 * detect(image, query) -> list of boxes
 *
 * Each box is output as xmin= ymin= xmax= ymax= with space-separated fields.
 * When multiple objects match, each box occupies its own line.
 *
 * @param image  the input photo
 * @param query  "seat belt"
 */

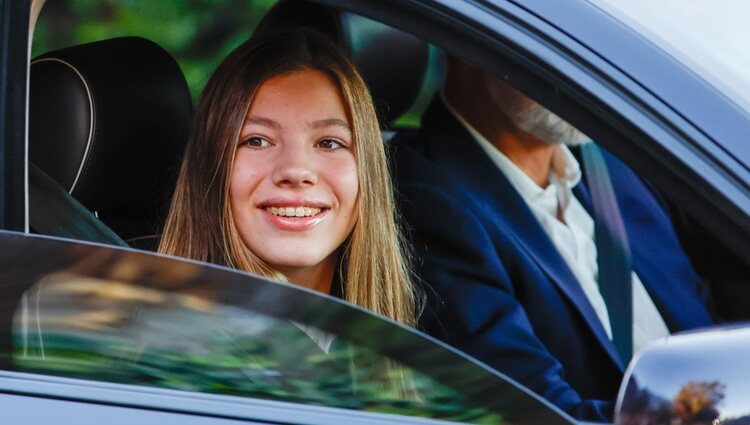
xmin=581 ymin=143 xmax=633 ymax=364
xmin=29 ymin=162 xmax=128 ymax=247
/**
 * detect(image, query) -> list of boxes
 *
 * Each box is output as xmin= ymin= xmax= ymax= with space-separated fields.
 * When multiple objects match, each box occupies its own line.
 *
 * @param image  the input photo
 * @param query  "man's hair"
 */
xmin=159 ymin=29 xmax=419 ymax=326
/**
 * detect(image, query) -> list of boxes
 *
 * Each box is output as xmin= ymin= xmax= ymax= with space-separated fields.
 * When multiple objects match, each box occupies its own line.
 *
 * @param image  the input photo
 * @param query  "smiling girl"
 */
xmin=159 ymin=30 xmax=419 ymax=326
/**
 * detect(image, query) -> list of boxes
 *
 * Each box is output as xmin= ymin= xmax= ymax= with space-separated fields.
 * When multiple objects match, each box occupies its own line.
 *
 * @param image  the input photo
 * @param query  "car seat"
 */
xmin=253 ymin=0 xmax=430 ymax=129
xmin=28 ymin=37 xmax=192 ymax=250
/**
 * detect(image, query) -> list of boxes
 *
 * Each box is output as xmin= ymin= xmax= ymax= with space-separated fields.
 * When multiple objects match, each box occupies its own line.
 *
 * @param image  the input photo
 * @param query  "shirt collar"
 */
xmin=441 ymin=92 xmax=583 ymax=214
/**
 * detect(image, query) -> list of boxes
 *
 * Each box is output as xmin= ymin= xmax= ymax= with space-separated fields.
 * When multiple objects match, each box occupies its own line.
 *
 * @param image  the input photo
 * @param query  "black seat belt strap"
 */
xmin=581 ymin=143 xmax=633 ymax=364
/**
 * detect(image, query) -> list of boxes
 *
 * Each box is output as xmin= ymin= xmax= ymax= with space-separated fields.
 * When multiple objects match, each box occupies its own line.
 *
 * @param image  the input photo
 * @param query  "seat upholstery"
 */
xmin=29 ymin=36 xmax=192 ymax=249
xmin=254 ymin=0 xmax=429 ymax=126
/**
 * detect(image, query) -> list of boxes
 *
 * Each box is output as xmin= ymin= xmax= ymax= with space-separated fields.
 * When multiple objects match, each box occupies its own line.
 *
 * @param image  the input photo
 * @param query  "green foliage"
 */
xmin=32 ymin=0 xmax=279 ymax=99
xmin=15 ymin=329 xmax=502 ymax=423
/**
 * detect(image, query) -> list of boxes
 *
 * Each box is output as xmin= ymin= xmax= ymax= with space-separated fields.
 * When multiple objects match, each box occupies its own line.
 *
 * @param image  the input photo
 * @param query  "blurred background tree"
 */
xmin=673 ymin=380 xmax=725 ymax=424
xmin=31 ymin=0 xmax=440 ymax=126
xmin=32 ymin=0 xmax=279 ymax=100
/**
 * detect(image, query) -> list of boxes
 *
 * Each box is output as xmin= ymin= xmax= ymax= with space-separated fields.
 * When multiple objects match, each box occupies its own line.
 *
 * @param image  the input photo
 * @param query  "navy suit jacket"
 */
xmin=393 ymin=99 xmax=715 ymax=421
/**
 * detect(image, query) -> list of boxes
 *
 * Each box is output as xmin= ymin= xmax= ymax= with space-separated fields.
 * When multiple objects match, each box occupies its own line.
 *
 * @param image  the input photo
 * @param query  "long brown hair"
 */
xmin=159 ymin=30 xmax=418 ymax=326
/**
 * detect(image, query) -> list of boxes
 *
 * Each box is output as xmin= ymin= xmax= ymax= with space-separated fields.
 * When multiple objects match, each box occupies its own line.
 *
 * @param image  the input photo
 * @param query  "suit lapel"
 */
xmin=416 ymin=99 xmax=625 ymax=371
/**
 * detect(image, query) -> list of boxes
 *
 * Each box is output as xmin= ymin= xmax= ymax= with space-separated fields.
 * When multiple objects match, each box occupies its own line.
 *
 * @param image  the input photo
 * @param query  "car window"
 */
xmin=0 ymin=230 xmax=573 ymax=424
xmin=26 ymin=0 xmax=445 ymax=249
xmin=365 ymin=0 xmax=750 ymax=323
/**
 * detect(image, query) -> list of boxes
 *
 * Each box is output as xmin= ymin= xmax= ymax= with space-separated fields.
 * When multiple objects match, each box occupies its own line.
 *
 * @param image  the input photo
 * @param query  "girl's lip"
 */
xmin=260 ymin=208 xmax=328 ymax=231
xmin=257 ymin=198 xmax=330 ymax=209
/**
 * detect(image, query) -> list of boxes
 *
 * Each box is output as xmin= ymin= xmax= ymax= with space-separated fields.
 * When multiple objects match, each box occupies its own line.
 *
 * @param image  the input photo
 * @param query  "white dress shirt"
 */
xmin=444 ymin=100 xmax=670 ymax=354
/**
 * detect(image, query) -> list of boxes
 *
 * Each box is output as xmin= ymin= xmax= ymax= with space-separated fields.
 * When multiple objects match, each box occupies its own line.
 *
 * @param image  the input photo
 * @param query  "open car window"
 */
xmin=0 ymin=230 xmax=572 ymax=424
xmin=27 ymin=0 xmax=749 ymax=281
xmin=26 ymin=0 xmax=750 ymax=267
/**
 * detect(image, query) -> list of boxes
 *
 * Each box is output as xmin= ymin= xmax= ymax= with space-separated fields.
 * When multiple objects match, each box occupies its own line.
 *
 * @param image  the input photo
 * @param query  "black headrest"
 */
xmin=254 ymin=0 xmax=429 ymax=125
xmin=29 ymin=37 xmax=191 ymax=237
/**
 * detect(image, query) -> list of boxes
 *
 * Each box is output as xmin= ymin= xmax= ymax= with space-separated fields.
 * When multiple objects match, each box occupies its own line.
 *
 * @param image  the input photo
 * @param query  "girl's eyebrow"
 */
xmin=309 ymin=118 xmax=351 ymax=131
xmin=245 ymin=116 xmax=351 ymax=132
xmin=245 ymin=116 xmax=281 ymax=129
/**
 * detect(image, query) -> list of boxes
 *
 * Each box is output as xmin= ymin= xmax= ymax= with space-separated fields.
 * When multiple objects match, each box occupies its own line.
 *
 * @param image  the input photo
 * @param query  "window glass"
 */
xmin=16 ymin=277 xmax=475 ymax=418
xmin=16 ymin=276 xmax=491 ymax=420
xmin=0 ymin=231 xmax=571 ymax=424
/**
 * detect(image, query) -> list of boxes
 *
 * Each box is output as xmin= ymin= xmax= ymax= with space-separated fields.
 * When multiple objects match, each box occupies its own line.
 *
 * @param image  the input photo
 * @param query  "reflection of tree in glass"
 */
xmin=617 ymin=379 xmax=726 ymax=425
xmin=618 ymin=379 xmax=673 ymax=425
xmin=673 ymin=381 xmax=725 ymax=424
xmin=13 ymin=276 xmax=504 ymax=423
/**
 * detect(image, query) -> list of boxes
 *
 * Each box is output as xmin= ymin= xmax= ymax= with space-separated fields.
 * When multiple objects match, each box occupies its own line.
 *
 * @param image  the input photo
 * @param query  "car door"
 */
xmin=0 ymin=230 xmax=575 ymax=424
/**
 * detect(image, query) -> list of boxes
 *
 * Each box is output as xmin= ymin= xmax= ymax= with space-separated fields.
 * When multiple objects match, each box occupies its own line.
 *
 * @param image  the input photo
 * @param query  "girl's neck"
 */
xmin=277 ymin=256 xmax=336 ymax=294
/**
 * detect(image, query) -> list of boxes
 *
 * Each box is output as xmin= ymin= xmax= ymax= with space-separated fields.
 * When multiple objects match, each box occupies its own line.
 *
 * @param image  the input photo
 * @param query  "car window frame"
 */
xmin=0 ymin=0 xmax=29 ymax=233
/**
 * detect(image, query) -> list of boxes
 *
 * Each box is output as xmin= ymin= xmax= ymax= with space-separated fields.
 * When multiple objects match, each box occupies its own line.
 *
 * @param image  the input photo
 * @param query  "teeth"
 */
xmin=266 ymin=206 xmax=322 ymax=217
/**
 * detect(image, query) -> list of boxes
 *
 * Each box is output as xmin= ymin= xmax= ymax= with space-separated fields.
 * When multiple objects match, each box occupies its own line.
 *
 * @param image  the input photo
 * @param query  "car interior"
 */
xmin=25 ymin=0 xmax=750 ymax=324
xmin=29 ymin=35 xmax=192 ymax=249
xmin=27 ymin=0 xmax=431 ymax=250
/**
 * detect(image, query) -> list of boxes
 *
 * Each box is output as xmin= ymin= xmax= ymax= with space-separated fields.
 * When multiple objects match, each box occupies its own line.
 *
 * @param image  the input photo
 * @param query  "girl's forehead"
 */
xmin=244 ymin=70 xmax=349 ymax=123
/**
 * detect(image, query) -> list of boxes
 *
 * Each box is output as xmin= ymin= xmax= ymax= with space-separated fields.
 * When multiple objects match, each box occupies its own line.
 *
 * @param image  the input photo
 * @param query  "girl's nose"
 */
xmin=272 ymin=145 xmax=317 ymax=187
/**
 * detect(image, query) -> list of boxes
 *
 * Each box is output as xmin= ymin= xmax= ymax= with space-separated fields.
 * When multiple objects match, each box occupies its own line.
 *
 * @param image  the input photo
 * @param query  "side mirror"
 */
xmin=615 ymin=324 xmax=750 ymax=424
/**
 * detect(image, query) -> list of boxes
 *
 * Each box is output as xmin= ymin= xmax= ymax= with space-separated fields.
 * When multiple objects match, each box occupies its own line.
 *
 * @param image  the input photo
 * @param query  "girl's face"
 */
xmin=230 ymin=69 xmax=359 ymax=291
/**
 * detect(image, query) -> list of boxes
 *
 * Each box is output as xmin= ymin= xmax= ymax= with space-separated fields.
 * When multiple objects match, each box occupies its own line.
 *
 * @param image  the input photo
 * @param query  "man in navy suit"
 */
xmin=393 ymin=58 xmax=715 ymax=421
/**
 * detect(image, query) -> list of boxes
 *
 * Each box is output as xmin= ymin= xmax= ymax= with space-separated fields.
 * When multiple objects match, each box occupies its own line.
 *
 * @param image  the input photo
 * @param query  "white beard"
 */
xmin=490 ymin=84 xmax=589 ymax=146
xmin=511 ymin=101 xmax=589 ymax=146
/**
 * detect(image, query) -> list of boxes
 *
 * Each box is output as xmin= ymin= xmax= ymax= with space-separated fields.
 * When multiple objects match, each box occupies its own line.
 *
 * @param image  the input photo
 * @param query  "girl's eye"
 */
xmin=316 ymin=138 xmax=346 ymax=150
xmin=241 ymin=136 xmax=271 ymax=149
